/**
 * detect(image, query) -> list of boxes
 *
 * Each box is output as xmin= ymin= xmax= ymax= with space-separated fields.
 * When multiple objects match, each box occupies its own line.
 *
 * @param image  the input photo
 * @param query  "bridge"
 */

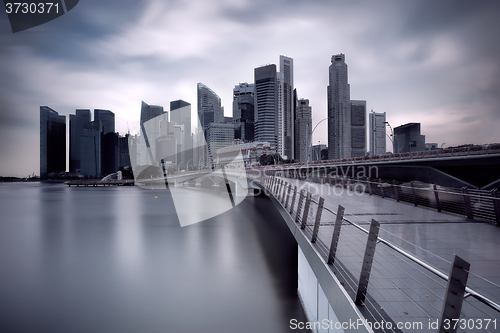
xmin=246 ymin=167 xmax=500 ymax=333
xmin=128 ymin=146 xmax=500 ymax=331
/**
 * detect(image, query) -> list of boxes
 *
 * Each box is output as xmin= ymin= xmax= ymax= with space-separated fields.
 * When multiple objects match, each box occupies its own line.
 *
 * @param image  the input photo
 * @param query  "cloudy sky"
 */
xmin=1 ymin=0 xmax=499 ymax=177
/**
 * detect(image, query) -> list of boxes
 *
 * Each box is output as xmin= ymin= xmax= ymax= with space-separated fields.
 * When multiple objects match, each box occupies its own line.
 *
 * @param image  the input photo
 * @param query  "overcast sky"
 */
xmin=1 ymin=0 xmax=499 ymax=177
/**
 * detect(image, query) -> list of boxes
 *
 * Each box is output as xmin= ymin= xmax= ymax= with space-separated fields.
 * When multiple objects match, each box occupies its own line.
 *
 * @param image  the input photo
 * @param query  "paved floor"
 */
xmin=275 ymin=177 xmax=500 ymax=332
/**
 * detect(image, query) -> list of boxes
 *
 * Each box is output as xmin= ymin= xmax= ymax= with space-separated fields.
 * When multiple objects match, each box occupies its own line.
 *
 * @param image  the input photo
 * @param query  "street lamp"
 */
xmin=307 ymin=117 xmax=331 ymax=163
xmin=384 ymin=121 xmax=395 ymax=153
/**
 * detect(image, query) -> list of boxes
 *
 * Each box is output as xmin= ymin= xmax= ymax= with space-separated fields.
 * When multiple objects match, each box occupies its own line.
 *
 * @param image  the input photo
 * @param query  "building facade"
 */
xmin=170 ymin=99 xmax=192 ymax=168
xmin=369 ymin=111 xmax=386 ymax=156
xmin=80 ymin=120 xmax=103 ymax=178
xmin=40 ymin=106 xmax=66 ymax=178
xmin=394 ymin=123 xmax=426 ymax=153
xmin=139 ymin=101 xmax=167 ymax=166
xmin=350 ymin=100 xmax=366 ymax=157
xmin=69 ymin=109 xmax=91 ymax=173
xmin=233 ymin=82 xmax=255 ymax=142
xmin=254 ymin=64 xmax=278 ymax=145
xmin=294 ymin=98 xmax=312 ymax=163
xmin=279 ymin=55 xmax=294 ymax=160
xmin=327 ymin=54 xmax=351 ymax=160
xmin=207 ymin=122 xmax=234 ymax=168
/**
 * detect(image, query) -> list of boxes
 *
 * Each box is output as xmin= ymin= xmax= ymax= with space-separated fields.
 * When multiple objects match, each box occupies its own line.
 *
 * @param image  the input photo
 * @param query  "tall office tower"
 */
xmin=279 ymin=55 xmax=294 ymax=159
xmin=170 ymin=99 xmax=192 ymax=168
xmin=94 ymin=109 xmax=115 ymax=134
xmin=369 ymin=111 xmax=386 ymax=155
xmin=233 ymin=82 xmax=255 ymax=142
xmin=80 ymin=120 xmax=103 ymax=178
xmin=350 ymin=100 xmax=366 ymax=157
xmin=328 ymin=53 xmax=351 ymax=160
xmin=197 ymin=83 xmax=224 ymax=131
xmin=294 ymin=98 xmax=312 ymax=163
xmin=69 ymin=109 xmax=91 ymax=172
xmin=394 ymin=123 xmax=426 ymax=153
xmin=197 ymin=83 xmax=224 ymax=168
xmin=312 ymin=144 xmax=327 ymax=161
xmin=94 ymin=109 xmax=118 ymax=176
xmin=139 ymin=101 xmax=167 ymax=166
xmin=118 ymin=134 xmax=131 ymax=169
xmin=207 ymin=122 xmax=235 ymax=168
xmin=40 ymin=106 xmax=66 ymax=178
xmin=254 ymin=64 xmax=278 ymax=145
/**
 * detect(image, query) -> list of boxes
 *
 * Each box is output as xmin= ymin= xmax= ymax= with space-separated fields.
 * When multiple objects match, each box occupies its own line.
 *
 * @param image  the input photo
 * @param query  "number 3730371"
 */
xmin=5 ymin=3 xmax=59 ymax=14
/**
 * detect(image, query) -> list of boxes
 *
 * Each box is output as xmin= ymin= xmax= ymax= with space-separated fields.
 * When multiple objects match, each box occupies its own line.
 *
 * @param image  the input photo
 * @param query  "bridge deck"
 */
xmin=277 ymin=177 xmax=500 ymax=331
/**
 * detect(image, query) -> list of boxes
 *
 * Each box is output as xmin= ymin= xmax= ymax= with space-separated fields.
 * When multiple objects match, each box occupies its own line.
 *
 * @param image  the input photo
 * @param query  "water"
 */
xmin=0 ymin=183 xmax=309 ymax=332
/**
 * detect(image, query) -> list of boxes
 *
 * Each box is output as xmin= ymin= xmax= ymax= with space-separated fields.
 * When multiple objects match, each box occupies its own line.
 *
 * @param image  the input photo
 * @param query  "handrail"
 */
xmin=316 ymin=198 xmax=500 ymax=314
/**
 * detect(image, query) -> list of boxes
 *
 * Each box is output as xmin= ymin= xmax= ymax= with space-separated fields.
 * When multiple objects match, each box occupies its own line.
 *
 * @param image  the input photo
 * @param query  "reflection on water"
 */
xmin=0 ymin=183 xmax=308 ymax=332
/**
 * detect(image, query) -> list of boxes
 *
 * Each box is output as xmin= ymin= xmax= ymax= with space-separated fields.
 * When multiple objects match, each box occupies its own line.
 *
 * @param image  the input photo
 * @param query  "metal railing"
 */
xmin=249 ymin=172 xmax=500 ymax=333
xmin=252 ymin=143 xmax=500 ymax=169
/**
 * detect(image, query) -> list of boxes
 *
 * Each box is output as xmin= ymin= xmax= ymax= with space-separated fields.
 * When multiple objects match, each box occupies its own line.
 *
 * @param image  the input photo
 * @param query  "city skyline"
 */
xmin=1 ymin=0 xmax=500 ymax=176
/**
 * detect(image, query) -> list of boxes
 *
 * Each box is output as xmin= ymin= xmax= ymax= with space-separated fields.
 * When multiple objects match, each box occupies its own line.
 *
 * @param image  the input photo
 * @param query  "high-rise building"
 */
xmin=94 ymin=109 xmax=115 ymax=135
xmin=139 ymin=101 xmax=167 ymax=166
xmin=94 ymin=109 xmax=118 ymax=176
xmin=170 ymin=99 xmax=192 ymax=168
xmin=69 ymin=109 xmax=91 ymax=172
xmin=327 ymin=54 xmax=351 ymax=160
xmin=40 ymin=106 xmax=66 ymax=178
xmin=207 ymin=122 xmax=234 ymax=168
xmin=197 ymin=83 xmax=224 ymax=131
xmin=350 ymin=100 xmax=366 ymax=157
xmin=279 ymin=55 xmax=294 ymax=159
xmin=197 ymin=83 xmax=224 ymax=168
xmin=233 ymin=82 xmax=255 ymax=142
xmin=394 ymin=123 xmax=426 ymax=153
xmin=118 ymin=134 xmax=131 ymax=169
xmin=254 ymin=64 xmax=278 ymax=145
xmin=80 ymin=120 xmax=103 ymax=178
xmin=294 ymin=98 xmax=312 ymax=163
xmin=369 ymin=111 xmax=386 ymax=155
xmin=312 ymin=144 xmax=327 ymax=161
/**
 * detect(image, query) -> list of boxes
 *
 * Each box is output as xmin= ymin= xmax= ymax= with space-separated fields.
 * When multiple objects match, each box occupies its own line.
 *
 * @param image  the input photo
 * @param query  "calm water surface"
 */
xmin=0 ymin=183 xmax=308 ymax=332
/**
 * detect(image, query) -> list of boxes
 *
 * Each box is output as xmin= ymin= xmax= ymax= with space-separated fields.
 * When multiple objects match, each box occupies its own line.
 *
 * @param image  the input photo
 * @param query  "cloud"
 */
xmin=1 ymin=0 xmax=500 ymax=176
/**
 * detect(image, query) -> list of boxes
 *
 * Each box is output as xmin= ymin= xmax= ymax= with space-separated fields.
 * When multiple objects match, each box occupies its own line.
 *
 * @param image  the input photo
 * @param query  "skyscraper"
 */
xmin=197 ymin=83 xmax=224 ymax=168
xmin=80 ymin=120 xmax=103 ymax=178
xmin=279 ymin=55 xmax=294 ymax=159
xmin=295 ymin=98 xmax=312 ymax=163
xmin=254 ymin=64 xmax=278 ymax=145
xmin=94 ymin=109 xmax=118 ymax=176
xmin=69 ymin=109 xmax=91 ymax=172
xmin=233 ymin=82 xmax=254 ymax=142
xmin=139 ymin=101 xmax=167 ymax=166
xmin=170 ymin=99 xmax=192 ymax=168
xmin=327 ymin=54 xmax=351 ymax=160
xmin=369 ymin=111 xmax=386 ymax=155
xmin=394 ymin=123 xmax=426 ymax=153
xmin=350 ymin=100 xmax=366 ymax=157
xmin=197 ymin=83 xmax=224 ymax=131
xmin=40 ymin=106 xmax=66 ymax=178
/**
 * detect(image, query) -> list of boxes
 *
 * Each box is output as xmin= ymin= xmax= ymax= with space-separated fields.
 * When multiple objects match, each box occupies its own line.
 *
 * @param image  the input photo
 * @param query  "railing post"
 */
xmin=438 ymin=255 xmax=470 ymax=333
xmin=461 ymin=187 xmax=473 ymax=219
xmin=281 ymin=181 xmax=288 ymax=203
xmin=379 ymin=178 xmax=385 ymax=198
xmin=295 ymin=190 xmax=305 ymax=223
xmin=311 ymin=197 xmax=325 ymax=243
xmin=300 ymin=192 xmax=312 ymax=229
xmin=434 ymin=184 xmax=441 ymax=212
xmin=355 ymin=219 xmax=381 ymax=305
xmin=492 ymin=189 xmax=500 ymax=226
xmin=290 ymin=186 xmax=298 ymax=214
xmin=327 ymin=205 xmax=345 ymax=265
xmin=285 ymin=183 xmax=292 ymax=209
xmin=393 ymin=180 xmax=400 ymax=202
xmin=411 ymin=181 xmax=418 ymax=206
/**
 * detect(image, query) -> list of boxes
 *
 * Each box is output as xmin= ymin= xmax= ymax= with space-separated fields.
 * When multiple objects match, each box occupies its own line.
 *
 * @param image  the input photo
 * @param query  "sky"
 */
xmin=1 ymin=0 xmax=500 ymax=177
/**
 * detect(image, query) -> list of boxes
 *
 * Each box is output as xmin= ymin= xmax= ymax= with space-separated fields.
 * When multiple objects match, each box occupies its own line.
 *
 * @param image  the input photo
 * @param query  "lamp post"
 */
xmin=307 ymin=117 xmax=331 ymax=163
xmin=384 ymin=121 xmax=395 ymax=153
